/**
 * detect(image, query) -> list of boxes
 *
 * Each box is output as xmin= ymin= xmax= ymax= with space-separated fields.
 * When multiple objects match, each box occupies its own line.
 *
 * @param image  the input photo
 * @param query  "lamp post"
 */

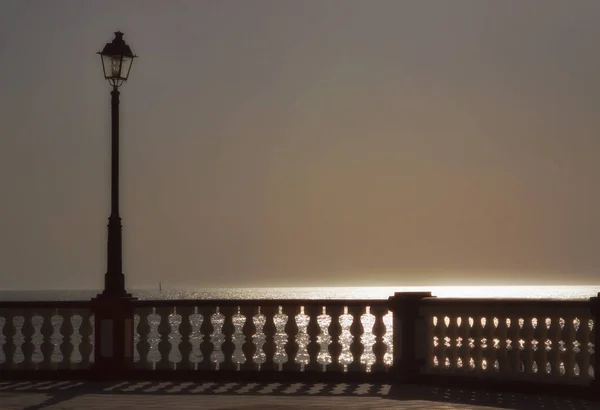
xmin=92 ymin=31 xmax=137 ymax=376
xmin=97 ymin=31 xmax=137 ymax=298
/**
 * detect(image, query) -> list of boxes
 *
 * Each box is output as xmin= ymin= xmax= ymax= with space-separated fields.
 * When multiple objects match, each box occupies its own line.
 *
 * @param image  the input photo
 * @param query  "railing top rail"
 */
xmin=0 ymin=300 xmax=92 ymax=309
xmin=420 ymin=297 xmax=590 ymax=309
xmin=131 ymin=298 xmax=391 ymax=308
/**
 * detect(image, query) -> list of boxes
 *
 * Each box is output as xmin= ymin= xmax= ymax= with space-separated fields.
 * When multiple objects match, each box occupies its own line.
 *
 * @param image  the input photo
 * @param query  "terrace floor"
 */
xmin=1 ymin=381 xmax=598 ymax=410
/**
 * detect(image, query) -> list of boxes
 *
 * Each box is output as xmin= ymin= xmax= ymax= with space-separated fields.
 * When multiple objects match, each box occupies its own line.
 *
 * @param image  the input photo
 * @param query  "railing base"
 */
xmin=0 ymin=368 xmax=391 ymax=384
xmin=0 ymin=369 xmax=94 ymax=381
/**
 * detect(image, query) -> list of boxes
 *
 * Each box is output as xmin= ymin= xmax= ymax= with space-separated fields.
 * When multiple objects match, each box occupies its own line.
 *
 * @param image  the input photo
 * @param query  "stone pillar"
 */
xmin=91 ymin=294 xmax=136 ymax=379
xmin=389 ymin=291 xmax=433 ymax=382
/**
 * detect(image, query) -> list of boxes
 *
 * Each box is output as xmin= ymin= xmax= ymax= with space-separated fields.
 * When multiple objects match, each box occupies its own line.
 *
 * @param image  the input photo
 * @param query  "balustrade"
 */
xmin=0 ymin=292 xmax=597 ymax=399
xmin=420 ymin=299 xmax=595 ymax=386
xmin=130 ymin=300 xmax=393 ymax=373
xmin=0 ymin=302 xmax=94 ymax=371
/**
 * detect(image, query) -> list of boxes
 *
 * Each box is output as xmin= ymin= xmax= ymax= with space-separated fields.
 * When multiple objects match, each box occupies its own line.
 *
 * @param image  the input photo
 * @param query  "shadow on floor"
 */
xmin=0 ymin=380 xmax=598 ymax=410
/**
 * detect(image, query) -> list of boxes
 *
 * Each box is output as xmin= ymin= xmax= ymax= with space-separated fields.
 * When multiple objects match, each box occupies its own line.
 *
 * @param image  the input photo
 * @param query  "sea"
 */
xmin=0 ymin=285 xmax=598 ymax=301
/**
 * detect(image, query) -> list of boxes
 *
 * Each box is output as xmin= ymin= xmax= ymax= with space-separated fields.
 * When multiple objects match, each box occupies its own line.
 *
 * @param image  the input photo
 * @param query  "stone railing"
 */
xmin=0 ymin=301 xmax=94 ymax=371
xmin=1 ymin=292 xmax=598 ymax=398
xmin=420 ymin=298 xmax=595 ymax=386
xmin=131 ymin=299 xmax=393 ymax=374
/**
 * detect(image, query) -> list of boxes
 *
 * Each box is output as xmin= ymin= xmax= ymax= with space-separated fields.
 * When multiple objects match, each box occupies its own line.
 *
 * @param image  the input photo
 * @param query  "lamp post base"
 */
xmin=91 ymin=286 xmax=137 ymax=379
xmin=97 ymin=212 xmax=133 ymax=374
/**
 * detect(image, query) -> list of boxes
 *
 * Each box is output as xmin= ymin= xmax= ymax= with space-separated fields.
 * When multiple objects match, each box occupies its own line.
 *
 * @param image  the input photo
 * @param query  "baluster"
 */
xmin=134 ymin=307 xmax=152 ymax=369
xmin=42 ymin=310 xmax=56 ymax=370
xmin=556 ymin=317 xmax=567 ymax=378
xmin=326 ymin=305 xmax=343 ymax=372
xmin=316 ymin=306 xmax=332 ymax=371
xmin=462 ymin=314 xmax=474 ymax=373
xmin=515 ymin=317 xmax=527 ymax=374
xmin=146 ymin=307 xmax=162 ymax=369
xmin=428 ymin=313 xmax=442 ymax=372
xmin=474 ymin=315 xmax=488 ymax=373
xmin=458 ymin=311 xmax=473 ymax=373
xmin=209 ymin=307 xmax=227 ymax=370
xmin=57 ymin=310 xmax=74 ymax=369
xmin=282 ymin=305 xmax=300 ymax=371
xmin=26 ymin=310 xmax=38 ymax=370
xmin=520 ymin=315 xmax=535 ymax=376
xmin=545 ymin=315 xmax=560 ymax=377
xmin=483 ymin=316 xmax=497 ymax=374
xmin=563 ymin=316 xmax=578 ymax=378
xmin=506 ymin=316 xmax=520 ymax=373
xmin=339 ymin=306 xmax=356 ymax=371
xmin=49 ymin=310 xmax=63 ymax=369
xmin=437 ymin=314 xmax=450 ymax=372
xmin=1 ymin=311 xmax=15 ymax=368
xmin=371 ymin=304 xmax=387 ymax=372
xmin=260 ymin=305 xmax=277 ymax=372
xmin=188 ymin=306 xmax=205 ymax=370
xmin=240 ymin=305 xmax=257 ymax=371
xmin=10 ymin=314 xmax=22 ymax=369
xmin=347 ymin=305 xmax=364 ymax=372
xmin=273 ymin=306 xmax=289 ymax=371
xmin=168 ymin=307 xmax=184 ymax=370
xmin=579 ymin=316 xmax=591 ymax=381
xmin=198 ymin=306 xmax=214 ymax=370
xmin=176 ymin=306 xmax=194 ymax=370
xmin=445 ymin=313 xmax=458 ymax=373
xmin=44 ymin=309 xmax=57 ymax=370
xmin=495 ymin=315 xmax=509 ymax=374
xmin=17 ymin=310 xmax=38 ymax=369
xmin=23 ymin=312 xmax=38 ymax=370
xmin=476 ymin=316 xmax=487 ymax=373
xmin=11 ymin=315 xmax=26 ymax=369
xmin=26 ymin=313 xmax=41 ymax=370
xmin=153 ymin=307 xmax=171 ymax=370
xmin=68 ymin=312 xmax=83 ymax=369
xmin=360 ymin=306 xmax=377 ymax=372
xmin=133 ymin=313 xmax=141 ymax=364
xmin=532 ymin=316 xmax=547 ymax=379
xmin=542 ymin=316 xmax=560 ymax=377
xmin=88 ymin=314 xmax=95 ymax=364
xmin=252 ymin=306 xmax=267 ymax=371
xmin=231 ymin=306 xmax=247 ymax=370
xmin=293 ymin=306 xmax=310 ymax=371
xmin=305 ymin=304 xmax=321 ymax=372
xmin=219 ymin=305 xmax=236 ymax=371
xmin=454 ymin=314 xmax=467 ymax=373
xmin=382 ymin=309 xmax=394 ymax=367
xmin=78 ymin=310 xmax=93 ymax=369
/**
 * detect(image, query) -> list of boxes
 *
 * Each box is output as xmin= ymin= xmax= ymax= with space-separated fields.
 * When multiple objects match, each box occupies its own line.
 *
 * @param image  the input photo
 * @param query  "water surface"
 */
xmin=1 ymin=285 xmax=597 ymax=301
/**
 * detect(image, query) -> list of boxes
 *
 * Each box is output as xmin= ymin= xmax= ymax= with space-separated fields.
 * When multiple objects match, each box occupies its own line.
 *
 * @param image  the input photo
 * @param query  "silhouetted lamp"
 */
xmin=92 ymin=31 xmax=138 ymax=372
xmin=98 ymin=31 xmax=137 ymax=89
xmin=97 ymin=31 xmax=137 ymax=298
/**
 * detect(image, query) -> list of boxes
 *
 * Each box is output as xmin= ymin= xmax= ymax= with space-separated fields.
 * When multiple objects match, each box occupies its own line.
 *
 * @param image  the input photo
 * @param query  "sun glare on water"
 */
xmin=311 ymin=285 xmax=598 ymax=300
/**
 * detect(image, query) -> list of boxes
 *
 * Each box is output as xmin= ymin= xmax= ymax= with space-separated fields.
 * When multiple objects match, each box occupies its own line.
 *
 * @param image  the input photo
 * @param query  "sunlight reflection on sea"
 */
xmin=1 ymin=285 xmax=598 ymax=301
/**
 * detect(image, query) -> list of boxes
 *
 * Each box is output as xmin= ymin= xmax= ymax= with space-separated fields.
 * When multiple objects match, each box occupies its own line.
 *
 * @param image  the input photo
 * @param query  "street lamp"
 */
xmin=98 ymin=31 xmax=137 ymax=298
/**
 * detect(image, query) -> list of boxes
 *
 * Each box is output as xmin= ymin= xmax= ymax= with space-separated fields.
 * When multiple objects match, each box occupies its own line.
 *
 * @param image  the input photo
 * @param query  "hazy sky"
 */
xmin=1 ymin=0 xmax=600 ymax=290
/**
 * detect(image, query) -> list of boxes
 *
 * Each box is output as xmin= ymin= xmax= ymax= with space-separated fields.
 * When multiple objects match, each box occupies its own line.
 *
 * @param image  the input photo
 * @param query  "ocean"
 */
xmin=0 ymin=285 xmax=598 ymax=301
